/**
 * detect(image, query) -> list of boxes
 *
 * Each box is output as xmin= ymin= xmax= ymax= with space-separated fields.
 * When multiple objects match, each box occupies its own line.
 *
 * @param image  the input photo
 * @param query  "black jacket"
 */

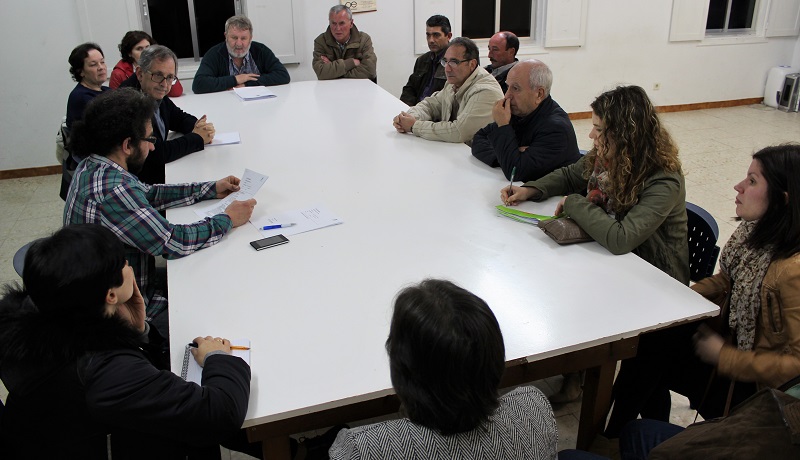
xmin=471 ymin=95 xmax=580 ymax=182
xmin=120 ymin=75 xmax=205 ymax=185
xmin=400 ymin=49 xmax=447 ymax=106
xmin=0 ymin=288 xmax=250 ymax=460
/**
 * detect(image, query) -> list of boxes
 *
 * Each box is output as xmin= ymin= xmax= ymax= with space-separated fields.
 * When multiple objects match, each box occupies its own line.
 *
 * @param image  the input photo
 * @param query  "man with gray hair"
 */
xmin=313 ymin=5 xmax=377 ymax=82
xmin=193 ymin=15 xmax=290 ymax=93
xmin=471 ymin=59 xmax=579 ymax=182
xmin=120 ymin=45 xmax=214 ymax=185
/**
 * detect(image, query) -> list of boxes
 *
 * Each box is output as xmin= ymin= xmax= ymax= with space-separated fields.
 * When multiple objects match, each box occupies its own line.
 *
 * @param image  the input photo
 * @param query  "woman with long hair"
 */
xmin=502 ymin=85 xmax=689 ymax=405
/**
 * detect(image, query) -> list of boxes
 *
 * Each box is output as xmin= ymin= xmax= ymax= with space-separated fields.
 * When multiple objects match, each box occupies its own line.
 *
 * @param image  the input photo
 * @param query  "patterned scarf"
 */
xmin=719 ymin=220 xmax=774 ymax=351
xmin=586 ymin=153 xmax=614 ymax=215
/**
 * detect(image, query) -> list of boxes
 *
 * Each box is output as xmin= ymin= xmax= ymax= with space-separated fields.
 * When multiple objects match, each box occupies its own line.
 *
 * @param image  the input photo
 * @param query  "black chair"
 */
xmin=686 ymin=202 xmax=720 ymax=282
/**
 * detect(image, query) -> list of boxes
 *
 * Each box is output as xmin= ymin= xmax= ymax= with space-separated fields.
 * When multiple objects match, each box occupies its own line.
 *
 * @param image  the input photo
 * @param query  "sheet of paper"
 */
xmin=194 ymin=168 xmax=268 ymax=219
xmin=208 ymin=132 xmax=241 ymax=146
xmin=233 ymin=86 xmax=277 ymax=101
xmin=250 ymin=204 xmax=343 ymax=237
xmin=184 ymin=338 xmax=250 ymax=385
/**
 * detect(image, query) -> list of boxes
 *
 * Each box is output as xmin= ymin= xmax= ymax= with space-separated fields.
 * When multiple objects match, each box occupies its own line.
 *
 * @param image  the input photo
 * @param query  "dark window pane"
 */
xmin=148 ymin=0 xmax=193 ymax=58
xmin=195 ymin=0 xmax=236 ymax=56
xmin=500 ymin=0 xmax=531 ymax=37
xmin=462 ymin=0 xmax=496 ymax=40
xmin=706 ymin=0 xmax=728 ymax=29
xmin=728 ymin=0 xmax=756 ymax=29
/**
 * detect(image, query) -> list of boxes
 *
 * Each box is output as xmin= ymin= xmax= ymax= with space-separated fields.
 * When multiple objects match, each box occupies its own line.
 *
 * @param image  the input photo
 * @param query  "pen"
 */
xmin=261 ymin=223 xmax=296 ymax=230
xmin=188 ymin=342 xmax=250 ymax=351
xmin=507 ymin=166 xmax=517 ymax=196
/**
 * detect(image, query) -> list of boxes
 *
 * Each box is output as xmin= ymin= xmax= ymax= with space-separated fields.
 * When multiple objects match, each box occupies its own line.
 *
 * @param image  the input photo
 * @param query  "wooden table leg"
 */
xmin=576 ymin=362 xmax=616 ymax=450
xmin=261 ymin=435 xmax=292 ymax=460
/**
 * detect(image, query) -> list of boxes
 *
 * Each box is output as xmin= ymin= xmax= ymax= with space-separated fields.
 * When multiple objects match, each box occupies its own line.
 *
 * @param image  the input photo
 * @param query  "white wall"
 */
xmin=1 ymin=0 xmax=797 ymax=172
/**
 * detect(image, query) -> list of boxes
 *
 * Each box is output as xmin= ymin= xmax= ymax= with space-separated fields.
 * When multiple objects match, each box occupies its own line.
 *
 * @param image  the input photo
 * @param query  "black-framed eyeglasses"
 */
xmin=145 ymin=70 xmax=178 ymax=85
xmin=440 ymin=58 xmax=473 ymax=68
xmin=139 ymin=136 xmax=158 ymax=145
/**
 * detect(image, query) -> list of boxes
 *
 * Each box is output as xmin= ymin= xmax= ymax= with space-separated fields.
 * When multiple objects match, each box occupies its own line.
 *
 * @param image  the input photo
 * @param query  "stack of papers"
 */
xmin=233 ymin=86 xmax=277 ymax=101
xmin=194 ymin=169 xmax=268 ymax=219
xmin=250 ymin=205 xmax=343 ymax=237
xmin=496 ymin=205 xmax=554 ymax=225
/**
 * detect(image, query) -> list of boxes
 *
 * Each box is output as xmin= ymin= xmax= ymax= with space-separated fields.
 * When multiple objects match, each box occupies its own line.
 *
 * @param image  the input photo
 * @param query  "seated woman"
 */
xmin=502 ymin=85 xmax=688 ymax=407
xmin=110 ymin=30 xmax=183 ymax=97
xmin=66 ymin=42 xmax=109 ymax=130
xmin=329 ymin=279 xmax=558 ymax=460
xmin=0 ymin=224 xmax=253 ymax=459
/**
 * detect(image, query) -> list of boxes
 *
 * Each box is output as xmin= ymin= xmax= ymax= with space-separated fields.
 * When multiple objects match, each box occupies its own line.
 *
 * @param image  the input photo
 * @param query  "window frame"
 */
xmin=705 ymin=0 xmax=761 ymax=37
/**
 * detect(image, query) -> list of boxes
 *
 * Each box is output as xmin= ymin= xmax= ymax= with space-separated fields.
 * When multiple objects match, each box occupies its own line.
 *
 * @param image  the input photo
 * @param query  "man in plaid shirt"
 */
xmin=64 ymin=88 xmax=256 ymax=328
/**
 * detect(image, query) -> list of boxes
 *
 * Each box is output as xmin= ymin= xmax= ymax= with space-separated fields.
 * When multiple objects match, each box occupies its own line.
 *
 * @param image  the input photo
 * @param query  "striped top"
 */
xmin=64 ymin=154 xmax=232 ymax=319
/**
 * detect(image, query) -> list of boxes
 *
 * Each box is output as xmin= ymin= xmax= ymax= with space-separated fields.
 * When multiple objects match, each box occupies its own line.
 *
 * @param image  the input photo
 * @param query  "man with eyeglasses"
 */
xmin=393 ymin=37 xmax=503 ymax=144
xmin=400 ymin=15 xmax=451 ymax=106
xmin=64 ymin=88 xmax=256 ymax=332
xmin=120 ymin=45 xmax=214 ymax=185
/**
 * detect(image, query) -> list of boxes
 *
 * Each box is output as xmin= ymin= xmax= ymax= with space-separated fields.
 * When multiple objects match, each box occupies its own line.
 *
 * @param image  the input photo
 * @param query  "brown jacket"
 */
xmin=312 ymin=24 xmax=377 ymax=81
xmin=693 ymin=253 xmax=800 ymax=389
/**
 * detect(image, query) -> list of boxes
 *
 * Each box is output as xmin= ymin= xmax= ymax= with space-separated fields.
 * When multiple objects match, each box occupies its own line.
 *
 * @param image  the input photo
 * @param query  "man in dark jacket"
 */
xmin=192 ymin=15 xmax=290 ymax=94
xmin=400 ymin=15 xmax=451 ymax=106
xmin=485 ymin=31 xmax=519 ymax=93
xmin=472 ymin=59 xmax=580 ymax=182
xmin=121 ymin=45 xmax=214 ymax=185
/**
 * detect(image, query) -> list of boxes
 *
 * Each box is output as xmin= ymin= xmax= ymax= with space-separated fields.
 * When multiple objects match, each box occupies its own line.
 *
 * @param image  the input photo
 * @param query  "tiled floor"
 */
xmin=0 ymin=105 xmax=798 ymax=458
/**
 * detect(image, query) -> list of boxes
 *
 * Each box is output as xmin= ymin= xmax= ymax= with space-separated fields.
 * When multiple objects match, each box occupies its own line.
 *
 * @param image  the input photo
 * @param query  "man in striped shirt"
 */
xmin=64 ymin=88 xmax=256 ymax=330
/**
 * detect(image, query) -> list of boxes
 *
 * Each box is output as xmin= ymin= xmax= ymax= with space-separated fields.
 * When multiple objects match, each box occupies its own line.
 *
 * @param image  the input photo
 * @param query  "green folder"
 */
xmin=496 ymin=205 xmax=555 ymax=225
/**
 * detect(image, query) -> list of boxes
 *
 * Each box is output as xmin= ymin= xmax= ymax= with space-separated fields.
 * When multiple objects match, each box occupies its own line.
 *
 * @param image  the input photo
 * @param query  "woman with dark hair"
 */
xmin=109 ymin=30 xmax=183 ymax=97
xmin=616 ymin=144 xmax=800 ymax=458
xmin=0 ymin=224 xmax=253 ymax=459
xmin=66 ymin=42 xmax=109 ymax=129
xmin=329 ymin=279 xmax=558 ymax=459
xmin=502 ymin=85 xmax=688 ymax=406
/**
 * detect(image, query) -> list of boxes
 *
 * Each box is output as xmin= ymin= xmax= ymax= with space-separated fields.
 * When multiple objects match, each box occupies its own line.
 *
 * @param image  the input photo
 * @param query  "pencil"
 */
xmin=229 ymin=345 xmax=250 ymax=350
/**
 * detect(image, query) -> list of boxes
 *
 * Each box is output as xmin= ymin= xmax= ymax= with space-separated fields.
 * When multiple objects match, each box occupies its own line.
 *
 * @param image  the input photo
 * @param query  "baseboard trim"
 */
xmin=568 ymin=97 xmax=764 ymax=120
xmin=0 ymin=97 xmax=769 ymax=179
xmin=0 ymin=165 xmax=62 ymax=180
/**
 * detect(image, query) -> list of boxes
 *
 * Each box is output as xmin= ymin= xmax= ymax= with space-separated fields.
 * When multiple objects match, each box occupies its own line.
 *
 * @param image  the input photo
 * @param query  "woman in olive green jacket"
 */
xmin=501 ymin=85 xmax=689 ymax=423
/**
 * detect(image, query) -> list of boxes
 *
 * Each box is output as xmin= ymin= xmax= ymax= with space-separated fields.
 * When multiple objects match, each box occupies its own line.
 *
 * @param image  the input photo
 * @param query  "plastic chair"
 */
xmin=686 ymin=202 xmax=720 ymax=282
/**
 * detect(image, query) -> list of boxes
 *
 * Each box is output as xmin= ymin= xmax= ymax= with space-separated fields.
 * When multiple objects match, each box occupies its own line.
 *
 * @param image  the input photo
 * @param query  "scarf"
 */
xmin=719 ymin=220 xmax=774 ymax=351
xmin=586 ymin=153 xmax=614 ymax=215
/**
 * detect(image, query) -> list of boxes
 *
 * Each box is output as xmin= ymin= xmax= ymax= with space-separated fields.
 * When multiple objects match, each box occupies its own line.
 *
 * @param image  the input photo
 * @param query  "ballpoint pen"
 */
xmin=188 ymin=342 xmax=250 ymax=351
xmin=507 ymin=166 xmax=517 ymax=196
xmin=261 ymin=223 xmax=296 ymax=230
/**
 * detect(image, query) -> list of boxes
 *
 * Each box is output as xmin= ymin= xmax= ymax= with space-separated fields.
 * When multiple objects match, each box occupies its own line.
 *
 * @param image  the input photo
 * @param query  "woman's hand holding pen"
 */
xmin=191 ymin=336 xmax=232 ymax=366
xmin=501 ymin=185 xmax=538 ymax=206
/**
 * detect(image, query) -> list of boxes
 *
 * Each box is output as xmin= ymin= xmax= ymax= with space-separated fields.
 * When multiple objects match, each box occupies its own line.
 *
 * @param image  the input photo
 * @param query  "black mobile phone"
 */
xmin=250 ymin=234 xmax=289 ymax=251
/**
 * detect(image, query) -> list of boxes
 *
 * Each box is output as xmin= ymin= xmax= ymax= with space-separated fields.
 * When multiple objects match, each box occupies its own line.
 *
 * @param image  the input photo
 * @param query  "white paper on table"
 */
xmin=182 ymin=338 xmax=250 ymax=384
xmin=250 ymin=204 xmax=343 ymax=237
xmin=208 ymin=132 xmax=241 ymax=146
xmin=233 ymin=86 xmax=277 ymax=101
xmin=194 ymin=168 xmax=268 ymax=219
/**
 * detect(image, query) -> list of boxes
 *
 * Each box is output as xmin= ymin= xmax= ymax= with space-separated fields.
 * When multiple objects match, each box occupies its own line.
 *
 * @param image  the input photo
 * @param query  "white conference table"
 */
xmin=166 ymin=80 xmax=717 ymax=458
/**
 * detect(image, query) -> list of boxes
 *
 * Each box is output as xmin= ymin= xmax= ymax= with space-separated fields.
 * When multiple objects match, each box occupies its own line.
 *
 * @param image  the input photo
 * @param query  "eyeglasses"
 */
xmin=140 ymin=136 xmax=158 ymax=145
xmin=145 ymin=70 xmax=177 ymax=85
xmin=440 ymin=58 xmax=473 ymax=68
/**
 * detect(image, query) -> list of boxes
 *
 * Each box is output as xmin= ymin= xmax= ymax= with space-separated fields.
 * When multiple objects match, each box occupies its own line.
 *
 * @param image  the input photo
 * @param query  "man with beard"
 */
xmin=64 ymin=88 xmax=256 ymax=330
xmin=192 ymin=15 xmax=290 ymax=93
xmin=120 ymin=45 xmax=214 ymax=185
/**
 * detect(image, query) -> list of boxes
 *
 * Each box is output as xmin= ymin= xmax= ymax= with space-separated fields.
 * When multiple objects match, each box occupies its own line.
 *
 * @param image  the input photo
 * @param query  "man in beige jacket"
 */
xmin=313 ymin=5 xmax=377 ymax=82
xmin=392 ymin=37 xmax=503 ymax=144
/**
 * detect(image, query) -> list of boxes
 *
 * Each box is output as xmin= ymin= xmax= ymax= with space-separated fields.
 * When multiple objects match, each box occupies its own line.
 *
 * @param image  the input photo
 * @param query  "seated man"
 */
xmin=64 ymin=88 xmax=256 ymax=330
xmin=400 ymin=14 xmax=451 ymax=106
xmin=313 ymin=5 xmax=377 ymax=82
xmin=472 ymin=60 xmax=580 ymax=182
xmin=392 ymin=37 xmax=503 ymax=144
xmin=329 ymin=279 xmax=558 ymax=459
xmin=121 ymin=45 xmax=214 ymax=185
xmin=0 ymin=224 xmax=253 ymax=458
xmin=486 ymin=31 xmax=519 ymax=93
xmin=192 ymin=15 xmax=290 ymax=94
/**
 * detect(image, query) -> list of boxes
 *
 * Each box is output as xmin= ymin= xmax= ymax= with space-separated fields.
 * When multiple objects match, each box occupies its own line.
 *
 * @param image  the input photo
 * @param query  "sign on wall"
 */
xmin=340 ymin=0 xmax=376 ymax=13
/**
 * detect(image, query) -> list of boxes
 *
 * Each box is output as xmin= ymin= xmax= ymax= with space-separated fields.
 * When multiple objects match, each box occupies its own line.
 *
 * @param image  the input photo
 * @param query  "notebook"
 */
xmin=180 ymin=338 xmax=251 ymax=384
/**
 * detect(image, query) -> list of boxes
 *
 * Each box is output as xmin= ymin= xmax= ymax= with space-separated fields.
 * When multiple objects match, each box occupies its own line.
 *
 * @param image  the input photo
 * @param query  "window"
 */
xmin=141 ymin=0 xmax=244 ymax=61
xmin=706 ymin=0 xmax=758 ymax=34
xmin=462 ymin=0 xmax=536 ymax=39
